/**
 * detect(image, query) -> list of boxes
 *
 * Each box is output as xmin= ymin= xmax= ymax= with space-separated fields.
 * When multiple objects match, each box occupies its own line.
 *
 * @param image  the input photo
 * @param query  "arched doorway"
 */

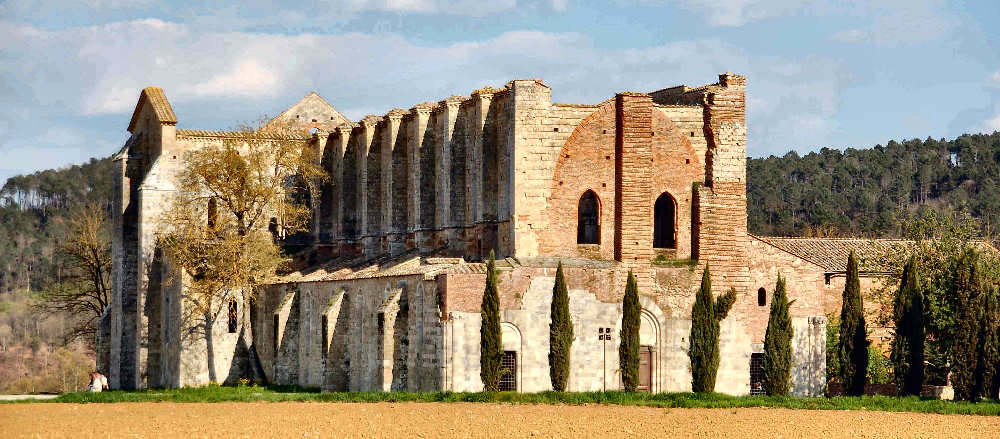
xmin=577 ymin=190 xmax=600 ymax=244
xmin=653 ymin=192 xmax=677 ymax=249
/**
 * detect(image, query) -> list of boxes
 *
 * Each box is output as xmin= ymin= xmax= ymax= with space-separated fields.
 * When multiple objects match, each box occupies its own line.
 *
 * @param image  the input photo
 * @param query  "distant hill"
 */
xmin=0 ymin=157 xmax=112 ymax=297
xmin=747 ymin=132 xmax=1000 ymax=238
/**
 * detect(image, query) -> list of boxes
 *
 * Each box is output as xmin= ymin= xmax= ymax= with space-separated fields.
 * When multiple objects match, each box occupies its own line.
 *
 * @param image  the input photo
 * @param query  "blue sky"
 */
xmin=1 ymin=0 xmax=999 ymax=182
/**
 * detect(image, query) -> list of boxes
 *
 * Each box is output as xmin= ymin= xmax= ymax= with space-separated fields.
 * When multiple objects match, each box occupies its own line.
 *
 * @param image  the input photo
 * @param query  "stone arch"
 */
xmin=653 ymin=191 xmax=677 ymax=249
xmin=545 ymin=101 xmax=616 ymax=258
xmin=758 ymin=287 xmax=767 ymax=307
xmin=577 ymin=189 xmax=600 ymax=244
xmin=500 ymin=321 xmax=522 ymax=392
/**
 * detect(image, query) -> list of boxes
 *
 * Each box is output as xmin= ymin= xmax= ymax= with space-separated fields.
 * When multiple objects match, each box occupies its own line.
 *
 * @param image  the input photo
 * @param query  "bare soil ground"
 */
xmin=2 ymin=402 xmax=996 ymax=438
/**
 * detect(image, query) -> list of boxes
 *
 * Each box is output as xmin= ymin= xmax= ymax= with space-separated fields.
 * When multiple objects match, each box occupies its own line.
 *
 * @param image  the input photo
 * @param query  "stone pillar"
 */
xmin=466 ymin=88 xmax=493 ymax=257
xmin=614 ymin=92 xmax=655 ymax=265
xmin=694 ymin=73 xmax=749 ymax=294
xmin=327 ymin=129 xmax=348 ymax=244
xmin=381 ymin=110 xmax=404 ymax=254
xmin=311 ymin=134 xmax=327 ymax=244
xmin=354 ymin=119 xmax=377 ymax=255
xmin=407 ymin=104 xmax=433 ymax=251
xmin=434 ymin=97 xmax=462 ymax=247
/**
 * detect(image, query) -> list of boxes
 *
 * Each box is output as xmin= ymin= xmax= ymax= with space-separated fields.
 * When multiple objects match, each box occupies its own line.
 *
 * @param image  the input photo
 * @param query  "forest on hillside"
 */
xmin=747 ymin=132 xmax=1000 ymax=238
xmin=0 ymin=157 xmax=111 ymax=393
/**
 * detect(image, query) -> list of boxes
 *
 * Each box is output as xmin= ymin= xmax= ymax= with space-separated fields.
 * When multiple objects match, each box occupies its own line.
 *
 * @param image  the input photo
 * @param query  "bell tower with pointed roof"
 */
xmin=264 ymin=91 xmax=350 ymax=133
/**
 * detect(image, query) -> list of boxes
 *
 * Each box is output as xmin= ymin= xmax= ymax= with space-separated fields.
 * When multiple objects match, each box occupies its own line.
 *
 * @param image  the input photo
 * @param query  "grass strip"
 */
xmin=5 ymin=386 xmax=1000 ymax=416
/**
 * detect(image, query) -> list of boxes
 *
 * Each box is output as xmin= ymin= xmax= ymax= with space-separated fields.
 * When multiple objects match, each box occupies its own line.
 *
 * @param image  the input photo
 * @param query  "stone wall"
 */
xmin=318 ymin=84 xmax=524 ymax=261
xmin=256 ymin=275 xmax=443 ymax=391
xmin=440 ymin=268 xmax=756 ymax=395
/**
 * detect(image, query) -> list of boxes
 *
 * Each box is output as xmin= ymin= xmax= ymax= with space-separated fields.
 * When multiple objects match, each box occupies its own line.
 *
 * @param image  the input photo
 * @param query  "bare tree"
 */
xmin=160 ymin=120 xmax=322 ymax=383
xmin=33 ymin=204 xmax=111 ymax=346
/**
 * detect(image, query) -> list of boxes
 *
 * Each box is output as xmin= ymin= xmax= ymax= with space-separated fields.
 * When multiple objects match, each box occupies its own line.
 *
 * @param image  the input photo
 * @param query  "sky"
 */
xmin=1 ymin=0 xmax=999 ymax=182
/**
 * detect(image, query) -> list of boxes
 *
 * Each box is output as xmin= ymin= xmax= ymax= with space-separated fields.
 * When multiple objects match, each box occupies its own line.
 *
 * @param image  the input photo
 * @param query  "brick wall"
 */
xmin=614 ymin=93 xmax=655 ymax=265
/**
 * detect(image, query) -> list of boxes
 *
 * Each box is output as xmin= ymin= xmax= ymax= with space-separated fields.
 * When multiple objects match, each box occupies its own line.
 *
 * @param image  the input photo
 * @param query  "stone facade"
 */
xmin=103 ymin=73 xmax=873 ymax=397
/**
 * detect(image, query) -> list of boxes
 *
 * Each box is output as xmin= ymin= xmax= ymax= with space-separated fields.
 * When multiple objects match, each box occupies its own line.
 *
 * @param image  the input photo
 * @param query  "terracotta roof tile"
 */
xmin=128 ymin=87 xmax=177 ymax=132
xmin=753 ymin=235 xmax=910 ymax=272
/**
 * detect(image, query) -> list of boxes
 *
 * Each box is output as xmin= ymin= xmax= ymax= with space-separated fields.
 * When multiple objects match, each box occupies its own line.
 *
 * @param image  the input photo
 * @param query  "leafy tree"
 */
xmin=763 ymin=274 xmax=793 ymax=396
xmin=890 ymin=255 xmax=924 ymax=395
xmin=868 ymin=208 xmax=999 ymax=385
xmin=977 ymin=286 xmax=1000 ymax=400
xmin=160 ymin=120 xmax=321 ymax=383
xmin=480 ymin=251 xmax=503 ymax=392
xmin=688 ymin=266 xmax=737 ymax=393
xmin=548 ymin=262 xmax=573 ymax=392
xmin=33 ymin=204 xmax=111 ymax=346
xmin=950 ymin=249 xmax=982 ymax=401
xmin=619 ymin=270 xmax=640 ymax=392
xmin=838 ymin=250 xmax=868 ymax=396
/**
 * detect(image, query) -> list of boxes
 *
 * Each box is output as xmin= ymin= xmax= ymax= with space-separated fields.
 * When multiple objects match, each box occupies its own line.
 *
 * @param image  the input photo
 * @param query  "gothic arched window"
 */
xmin=577 ymin=190 xmax=600 ymax=244
xmin=653 ymin=192 xmax=677 ymax=249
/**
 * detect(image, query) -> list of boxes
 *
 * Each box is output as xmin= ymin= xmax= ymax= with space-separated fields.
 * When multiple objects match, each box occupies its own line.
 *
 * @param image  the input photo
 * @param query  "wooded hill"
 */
xmin=747 ymin=132 xmax=1000 ymax=238
xmin=0 ymin=157 xmax=112 ymax=297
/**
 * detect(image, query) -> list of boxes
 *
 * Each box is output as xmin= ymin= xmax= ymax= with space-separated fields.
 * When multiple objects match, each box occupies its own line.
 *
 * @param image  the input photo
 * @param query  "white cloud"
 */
xmin=666 ymin=0 xmax=830 ymax=27
xmin=988 ymin=71 xmax=1000 ymax=89
xmin=0 ymin=19 xmax=849 ymax=178
xmin=830 ymin=1 xmax=956 ymax=47
xmin=194 ymin=59 xmax=280 ymax=98
xmin=550 ymin=0 xmax=569 ymax=11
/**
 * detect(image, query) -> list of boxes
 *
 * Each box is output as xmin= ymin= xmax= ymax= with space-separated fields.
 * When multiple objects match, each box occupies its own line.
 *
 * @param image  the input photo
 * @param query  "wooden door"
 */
xmin=638 ymin=346 xmax=652 ymax=393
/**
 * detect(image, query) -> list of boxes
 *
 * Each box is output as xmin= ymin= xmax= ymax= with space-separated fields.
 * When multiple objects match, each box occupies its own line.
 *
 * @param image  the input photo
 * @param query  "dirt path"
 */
xmin=2 ymin=402 xmax=996 ymax=438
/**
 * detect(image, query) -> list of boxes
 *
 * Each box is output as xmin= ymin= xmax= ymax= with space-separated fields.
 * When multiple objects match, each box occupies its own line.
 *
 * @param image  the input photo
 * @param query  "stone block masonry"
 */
xmin=106 ymin=72 xmax=828 ymax=398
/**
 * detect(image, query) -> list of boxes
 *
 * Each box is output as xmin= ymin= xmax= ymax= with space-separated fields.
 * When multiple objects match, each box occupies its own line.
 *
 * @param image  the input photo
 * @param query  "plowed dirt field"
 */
xmin=2 ymin=402 xmax=996 ymax=438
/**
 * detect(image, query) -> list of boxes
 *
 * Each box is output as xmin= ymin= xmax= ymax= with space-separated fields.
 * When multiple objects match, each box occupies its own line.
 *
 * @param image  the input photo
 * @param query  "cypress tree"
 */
xmin=890 ymin=256 xmax=924 ymax=396
xmin=838 ymin=250 xmax=869 ymax=396
xmin=977 ymin=287 xmax=1000 ymax=400
xmin=548 ymin=262 xmax=574 ymax=392
xmin=951 ymin=250 xmax=981 ymax=401
xmin=480 ymin=251 xmax=503 ymax=392
xmin=763 ymin=274 xmax=793 ymax=396
xmin=688 ymin=265 xmax=736 ymax=393
xmin=619 ymin=270 xmax=640 ymax=392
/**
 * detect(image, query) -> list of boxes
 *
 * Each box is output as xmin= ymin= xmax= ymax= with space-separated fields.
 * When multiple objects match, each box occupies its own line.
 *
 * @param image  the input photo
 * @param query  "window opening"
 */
xmin=577 ymin=190 xmax=600 ymax=244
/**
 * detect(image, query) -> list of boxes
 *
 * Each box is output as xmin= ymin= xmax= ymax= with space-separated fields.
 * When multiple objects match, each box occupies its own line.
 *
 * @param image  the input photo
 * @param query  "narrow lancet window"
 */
xmin=577 ymin=190 xmax=600 ymax=244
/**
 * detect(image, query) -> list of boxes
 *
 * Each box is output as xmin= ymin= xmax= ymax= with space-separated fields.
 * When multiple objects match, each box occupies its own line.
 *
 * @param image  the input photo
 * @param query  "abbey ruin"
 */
xmin=101 ymin=73 xmax=899 ymax=396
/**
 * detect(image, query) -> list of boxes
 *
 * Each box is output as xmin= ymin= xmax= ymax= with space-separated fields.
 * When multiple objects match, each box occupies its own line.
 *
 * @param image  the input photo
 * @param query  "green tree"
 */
xmin=838 ymin=250 xmax=868 ymax=396
xmin=763 ymin=274 xmax=793 ymax=396
xmin=548 ymin=262 xmax=573 ymax=392
xmin=976 ymin=286 xmax=1000 ymax=400
xmin=480 ymin=251 xmax=503 ymax=392
xmin=619 ymin=270 xmax=640 ymax=392
xmin=890 ymin=255 xmax=924 ymax=395
xmin=688 ymin=266 xmax=737 ymax=393
xmin=950 ymin=249 xmax=982 ymax=401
